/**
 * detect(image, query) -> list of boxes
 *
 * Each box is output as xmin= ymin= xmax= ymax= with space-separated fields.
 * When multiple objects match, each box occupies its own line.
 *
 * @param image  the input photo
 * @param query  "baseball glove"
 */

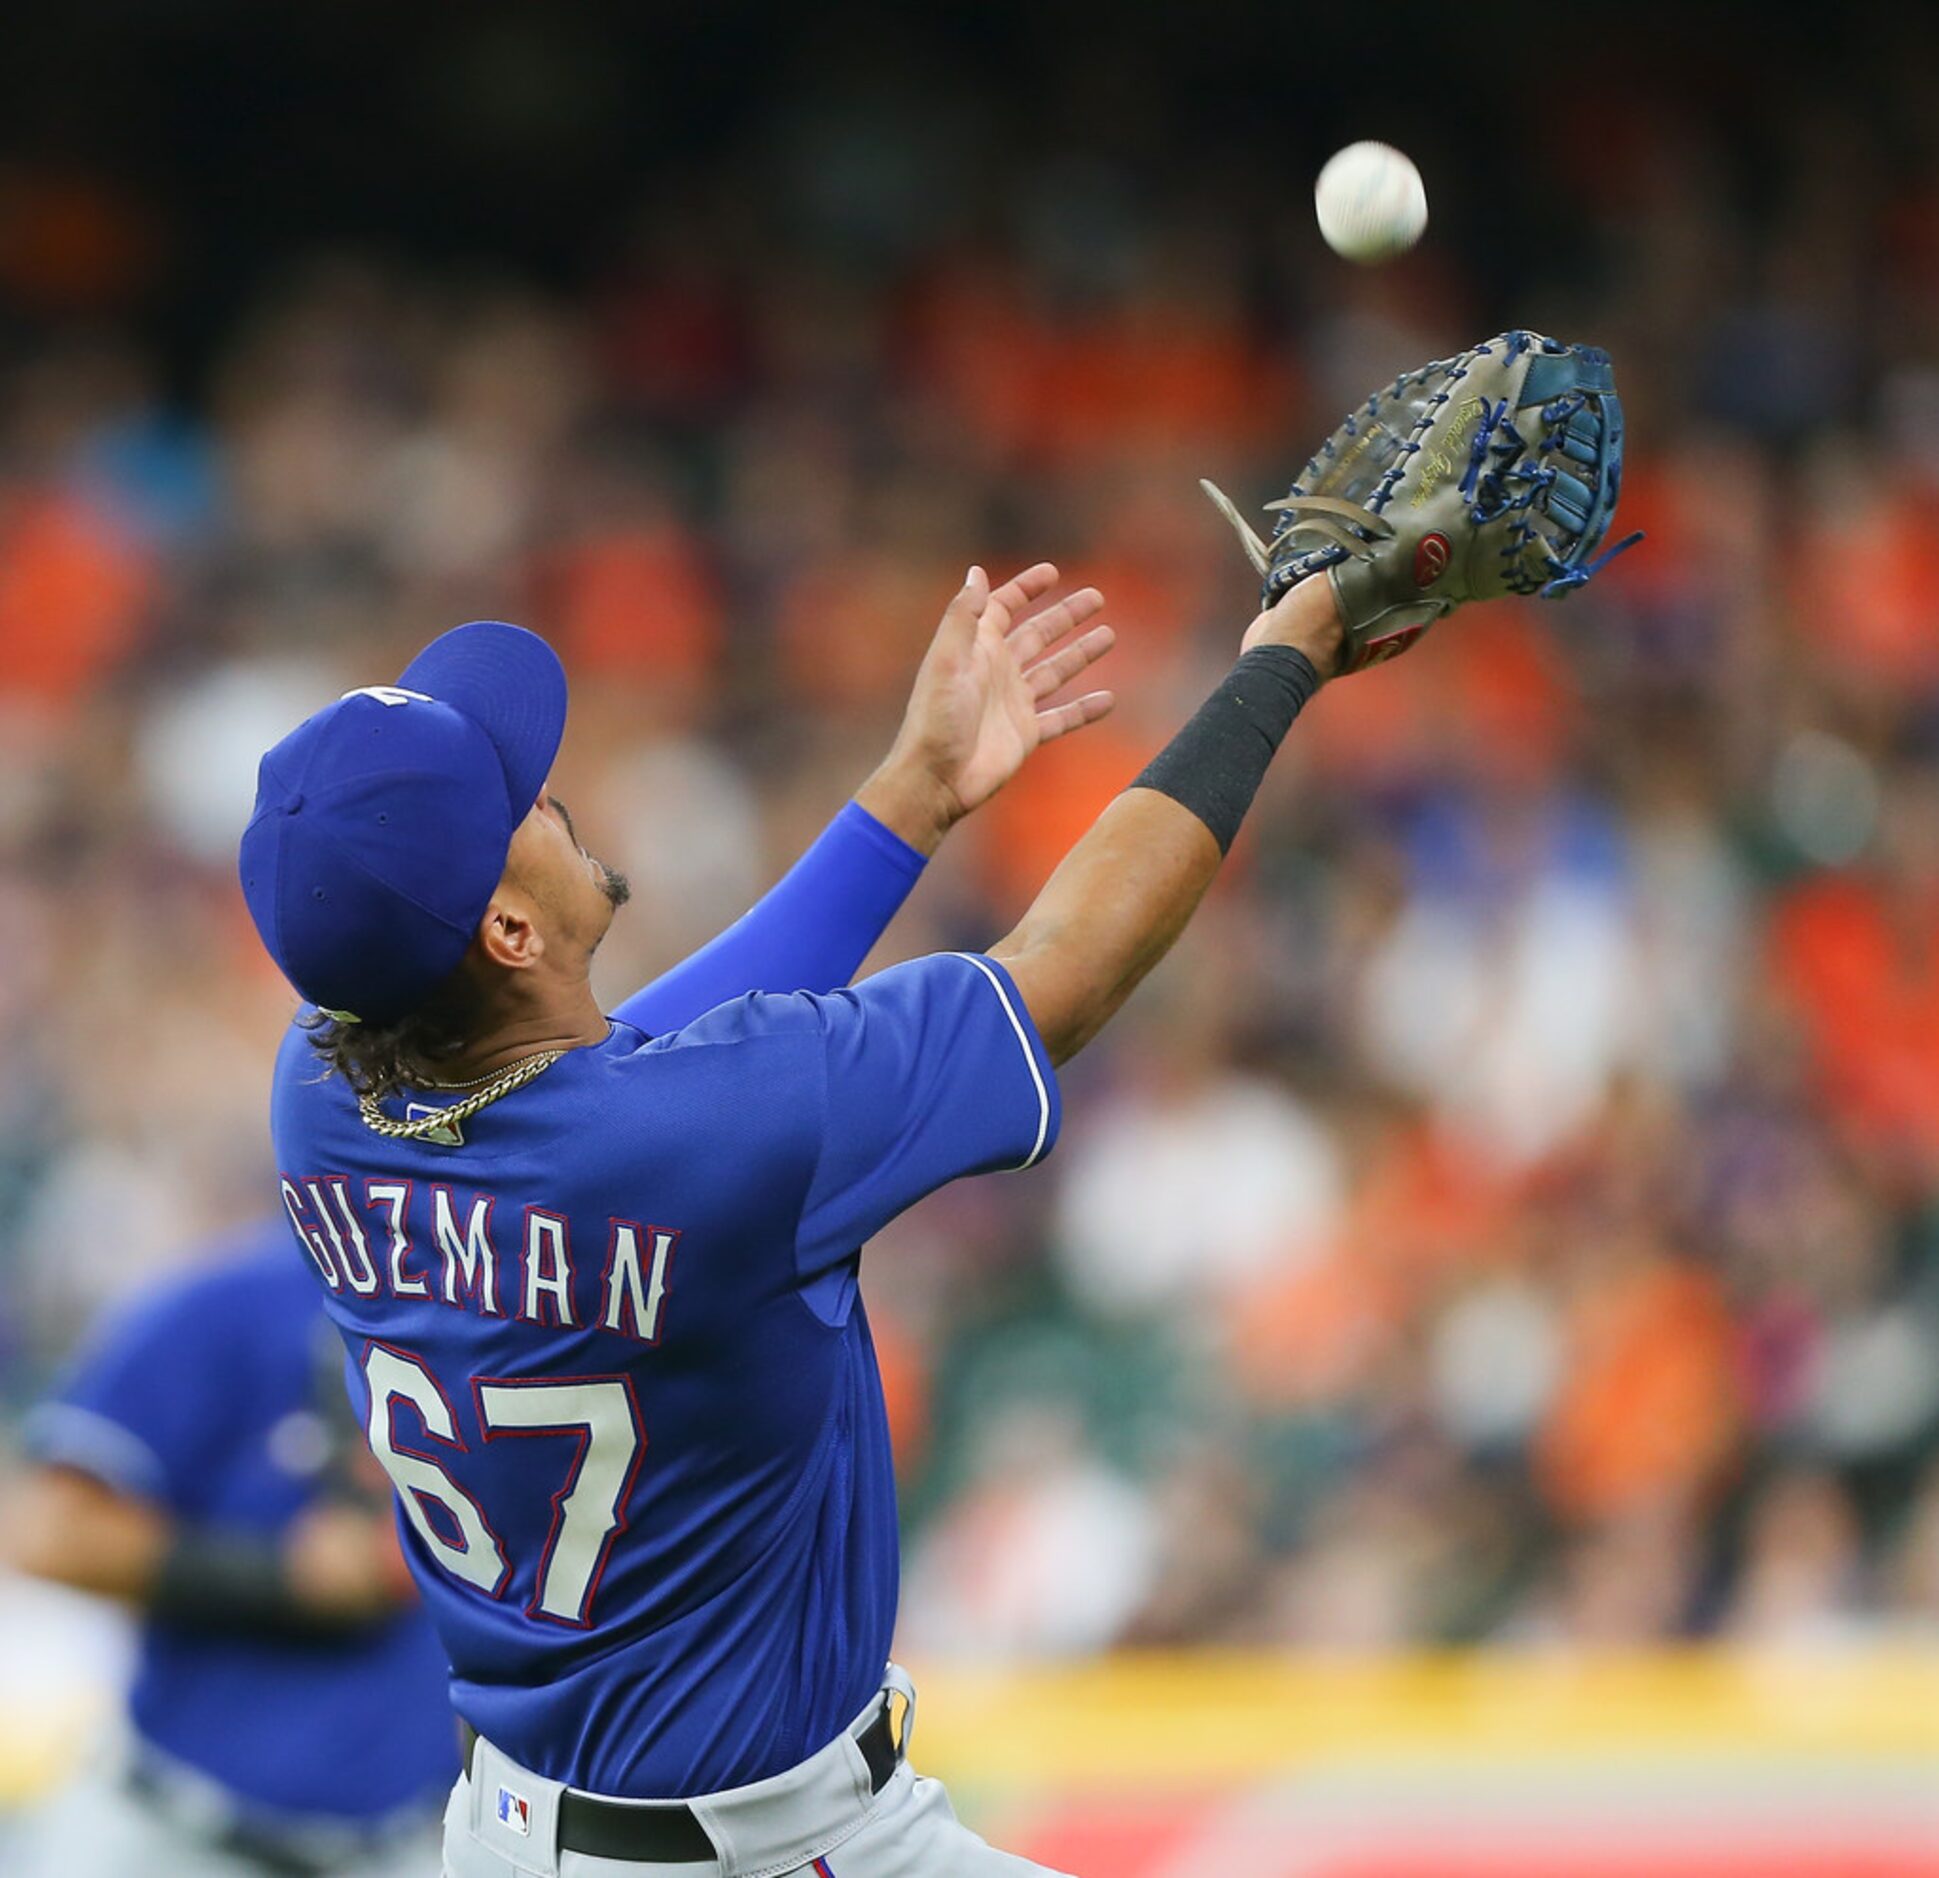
xmin=1203 ymin=330 xmax=1640 ymax=672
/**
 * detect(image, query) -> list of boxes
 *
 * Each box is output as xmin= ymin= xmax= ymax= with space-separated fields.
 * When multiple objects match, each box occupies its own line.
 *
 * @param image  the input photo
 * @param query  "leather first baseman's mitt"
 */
xmin=1203 ymin=330 xmax=1640 ymax=672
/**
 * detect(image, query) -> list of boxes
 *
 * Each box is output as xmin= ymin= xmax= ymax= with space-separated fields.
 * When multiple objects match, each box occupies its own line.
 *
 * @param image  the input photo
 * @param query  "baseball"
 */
xmin=1315 ymin=141 xmax=1428 ymax=264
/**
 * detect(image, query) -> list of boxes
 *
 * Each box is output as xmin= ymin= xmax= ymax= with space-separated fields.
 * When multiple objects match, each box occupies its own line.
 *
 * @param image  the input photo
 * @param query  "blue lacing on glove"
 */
xmin=1254 ymin=332 xmax=1640 ymax=608
xmin=1444 ymin=338 xmax=1639 ymax=599
xmin=1537 ymin=529 xmax=1644 ymax=596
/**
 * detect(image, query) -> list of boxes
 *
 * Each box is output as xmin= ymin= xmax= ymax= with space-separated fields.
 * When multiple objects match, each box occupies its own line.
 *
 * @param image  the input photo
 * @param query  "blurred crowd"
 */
xmin=6 ymin=8 xmax=1939 ymax=1659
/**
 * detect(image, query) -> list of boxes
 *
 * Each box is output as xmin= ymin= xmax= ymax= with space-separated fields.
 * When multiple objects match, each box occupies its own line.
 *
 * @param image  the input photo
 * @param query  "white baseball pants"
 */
xmin=439 ymin=1670 xmax=1073 ymax=1878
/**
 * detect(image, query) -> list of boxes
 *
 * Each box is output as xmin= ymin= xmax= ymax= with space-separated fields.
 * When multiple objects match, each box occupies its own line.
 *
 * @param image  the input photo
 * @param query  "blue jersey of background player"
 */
xmin=243 ymin=557 xmax=1342 ymax=1874
xmin=4 ymin=776 xmax=946 ymax=1876
xmin=6 ymin=1222 xmax=453 ymax=1876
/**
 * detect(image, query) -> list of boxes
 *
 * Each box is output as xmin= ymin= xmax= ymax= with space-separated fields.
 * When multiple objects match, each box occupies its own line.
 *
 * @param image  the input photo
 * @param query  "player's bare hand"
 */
xmin=283 ymin=1502 xmax=415 ymax=1624
xmin=1241 ymin=570 xmax=1346 ymax=676
xmin=859 ymin=563 xmax=1116 ymax=853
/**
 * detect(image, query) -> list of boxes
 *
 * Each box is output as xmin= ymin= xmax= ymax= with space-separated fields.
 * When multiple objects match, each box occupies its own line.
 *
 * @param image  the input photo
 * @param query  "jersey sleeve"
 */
xmin=793 ymin=952 xmax=1060 ymax=1278
xmin=21 ymin=1277 xmax=234 ymax=1511
xmin=610 ymin=802 xmax=926 ymax=1034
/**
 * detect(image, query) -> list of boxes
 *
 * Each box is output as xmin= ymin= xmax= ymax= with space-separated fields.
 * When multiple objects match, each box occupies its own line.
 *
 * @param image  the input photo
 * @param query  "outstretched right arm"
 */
xmin=664 ymin=569 xmax=1339 ymax=1287
xmin=990 ymin=574 xmax=1344 ymax=1064
xmin=730 ymin=574 xmax=1341 ymax=1280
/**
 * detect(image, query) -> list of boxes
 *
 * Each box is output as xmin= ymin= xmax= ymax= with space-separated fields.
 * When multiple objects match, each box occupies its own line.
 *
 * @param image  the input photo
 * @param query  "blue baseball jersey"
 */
xmin=23 ymin=1225 xmax=458 ymax=1824
xmin=270 ymin=951 xmax=1057 ymax=1799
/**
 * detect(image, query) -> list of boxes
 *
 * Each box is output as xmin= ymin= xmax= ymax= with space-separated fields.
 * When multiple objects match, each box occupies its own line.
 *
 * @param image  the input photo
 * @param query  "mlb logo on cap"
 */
xmin=496 ymin=1785 xmax=532 ymax=1836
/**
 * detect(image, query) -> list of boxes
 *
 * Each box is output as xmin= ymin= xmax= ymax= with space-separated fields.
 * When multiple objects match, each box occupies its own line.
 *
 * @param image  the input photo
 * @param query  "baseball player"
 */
xmin=4 ymin=642 xmax=995 ymax=1878
xmin=5 ymin=1220 xmax=455 ymax=1877
xmin=239 ymin=335 xmax=1629 ymax=1878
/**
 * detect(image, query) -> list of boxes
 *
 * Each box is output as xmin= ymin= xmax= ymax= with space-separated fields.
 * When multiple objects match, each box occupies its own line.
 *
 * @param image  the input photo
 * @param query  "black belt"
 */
xmin=459 ymin=1707 xmax=901 ymax=1864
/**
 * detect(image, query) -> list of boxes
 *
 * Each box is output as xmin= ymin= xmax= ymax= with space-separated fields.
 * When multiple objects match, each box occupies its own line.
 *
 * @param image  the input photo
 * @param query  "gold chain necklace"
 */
xmin=418 ymin=1050 xmax=561 ymax=1092
xmin=357 ymin=1049 xmax=565 ymax=1142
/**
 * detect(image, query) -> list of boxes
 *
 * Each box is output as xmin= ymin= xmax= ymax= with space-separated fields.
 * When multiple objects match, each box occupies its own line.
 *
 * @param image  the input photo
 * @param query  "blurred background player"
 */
xmin=3 ymin=1219 xmax=452 ymax=1876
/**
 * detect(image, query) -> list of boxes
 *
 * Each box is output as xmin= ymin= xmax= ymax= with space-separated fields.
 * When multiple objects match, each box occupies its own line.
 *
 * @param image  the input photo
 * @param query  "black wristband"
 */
xmin=1129 ymin=645 xmax=1321 ymax=853
xmin=151 ymin=1529 xmax=353 ymax=1642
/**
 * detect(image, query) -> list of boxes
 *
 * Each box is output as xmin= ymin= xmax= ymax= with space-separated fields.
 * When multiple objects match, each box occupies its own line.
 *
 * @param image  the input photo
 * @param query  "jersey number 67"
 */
xmin=361 ymin=1342 xmax=645 ymax=1627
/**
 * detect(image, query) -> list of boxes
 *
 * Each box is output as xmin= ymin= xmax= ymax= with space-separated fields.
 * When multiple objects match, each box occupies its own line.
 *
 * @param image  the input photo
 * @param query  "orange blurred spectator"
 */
xmin=1796 ymin=486 xmax=1939 ymax=692
xmin=899 ymin=258 xmax=1291 ymax=469
xmin=870 ymin=1302 xmax=933 ymax=1481
xmin=1443 ymin=607 xmax=1579 ymax=785
xmin=1769 ymin=871 xmax=1939 ymax=1156
xmin=543 ymin=515 xmax=723 ymax=704
xmin=971 ymin=718 xmax=1148 ymax=912
xmin=1537 ymin=1250 xmax=1741 ymax=1524
xmin=1301 ymin=604 xmax=1575 ymax=790
xmin=1227 ymin=1244 xmax=1400 ymax=1409
xmin=895 ymin=257 xmax=1049 ymax=463
xmin=1029 ymin=306 xmax=1291 ymax=468
xmin=772 ymin=548 xmax=953 ymax=717
xmin=1226 ymin=1116 xmax=1519 ymax=1408
xmin=1348 ymin=1116 xmax=1527 ymax=1287
xmin=0 ymin=490 xmax=153 ymax=711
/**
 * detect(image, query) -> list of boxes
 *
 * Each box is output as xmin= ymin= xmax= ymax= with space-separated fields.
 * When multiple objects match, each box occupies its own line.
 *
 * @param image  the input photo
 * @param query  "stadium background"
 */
xmin=3 ymin=3 xmax=1939 ymax=1870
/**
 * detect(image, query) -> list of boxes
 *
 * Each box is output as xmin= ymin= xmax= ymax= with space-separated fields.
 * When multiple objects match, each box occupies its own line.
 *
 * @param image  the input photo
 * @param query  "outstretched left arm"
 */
xmin=612 ymin=563 xmax=1113 ymax=1034
xmin=611 ymin=803 xmax=925 ymax=1034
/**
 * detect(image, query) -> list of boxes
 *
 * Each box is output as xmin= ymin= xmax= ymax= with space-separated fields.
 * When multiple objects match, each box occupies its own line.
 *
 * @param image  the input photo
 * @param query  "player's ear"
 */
xmin=475 ymin=889 xmax=545 ymax=972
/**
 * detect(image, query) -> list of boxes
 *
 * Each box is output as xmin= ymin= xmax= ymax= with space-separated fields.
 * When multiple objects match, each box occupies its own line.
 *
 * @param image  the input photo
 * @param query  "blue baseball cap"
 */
xmin=238 ymin=620 xmax=568 ymax=1025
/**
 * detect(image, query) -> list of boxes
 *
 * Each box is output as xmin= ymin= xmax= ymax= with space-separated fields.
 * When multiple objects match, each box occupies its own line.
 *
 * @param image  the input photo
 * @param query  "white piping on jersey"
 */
xmin=951 ymin=953 xmax=1051 ymax=1170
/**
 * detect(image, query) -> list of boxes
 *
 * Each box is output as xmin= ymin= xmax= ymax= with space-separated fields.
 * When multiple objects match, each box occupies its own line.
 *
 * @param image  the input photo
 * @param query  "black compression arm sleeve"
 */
xmin=1128 ymin=645 xmax=1321 ymax=853
xmin=150 ymin=1530 xmax=363 ymax=1642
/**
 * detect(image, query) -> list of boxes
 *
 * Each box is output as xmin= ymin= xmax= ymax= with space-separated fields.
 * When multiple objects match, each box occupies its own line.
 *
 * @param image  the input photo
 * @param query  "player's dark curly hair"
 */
xmin=299 ymin=966 xmax=485 ymax=1101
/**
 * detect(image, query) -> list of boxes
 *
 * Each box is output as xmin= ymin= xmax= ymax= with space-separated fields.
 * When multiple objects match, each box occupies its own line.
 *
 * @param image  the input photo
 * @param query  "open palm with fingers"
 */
xmin=889 ymin=563 xmax=1116 ymax=828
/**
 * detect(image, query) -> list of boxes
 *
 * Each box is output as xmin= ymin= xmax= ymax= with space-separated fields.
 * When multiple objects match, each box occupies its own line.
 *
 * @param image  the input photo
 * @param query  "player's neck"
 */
xmin=427 ymin=976 xmax=609 ymax=1084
